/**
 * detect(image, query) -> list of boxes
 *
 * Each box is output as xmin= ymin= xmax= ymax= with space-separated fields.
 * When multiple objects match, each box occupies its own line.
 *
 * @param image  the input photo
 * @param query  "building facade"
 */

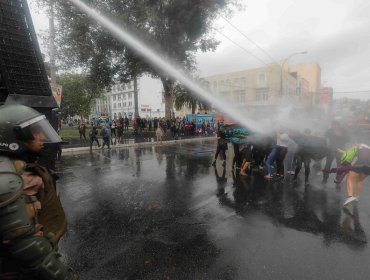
xmin=203 ymin=63 xmax=303 ymax=108
xmin=91 ymin=81 xmax=136 ymax=120
xmin=289 ymin=63 xmax=321 ymax=106
xmin=109 ymin=81 xmax=136 ymax=119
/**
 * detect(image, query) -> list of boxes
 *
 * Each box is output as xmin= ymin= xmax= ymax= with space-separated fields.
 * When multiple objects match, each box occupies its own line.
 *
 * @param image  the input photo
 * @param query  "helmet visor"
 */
xmin=20 ymin=115 xmax=62 ymax=143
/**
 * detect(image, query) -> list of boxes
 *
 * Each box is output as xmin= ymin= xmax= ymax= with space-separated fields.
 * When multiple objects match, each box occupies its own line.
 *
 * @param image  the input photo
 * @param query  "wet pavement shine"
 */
xmin=56 ymin=140 xmax=370 ymax=280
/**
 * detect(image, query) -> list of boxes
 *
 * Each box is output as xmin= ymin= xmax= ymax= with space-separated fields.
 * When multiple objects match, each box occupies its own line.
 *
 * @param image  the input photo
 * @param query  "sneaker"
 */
xmin=240 ymin=171 xmax=248 ymax=176
xmin=264 ymin=174 xmax=273 ymax=179
xmin=343 ymin=196 xmax=357 ymax=207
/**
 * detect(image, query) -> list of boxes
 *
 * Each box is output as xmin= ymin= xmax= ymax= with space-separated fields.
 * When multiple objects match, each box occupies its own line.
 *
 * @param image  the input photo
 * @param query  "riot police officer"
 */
xmin=0 ymin=104 xmax=78 ymax=279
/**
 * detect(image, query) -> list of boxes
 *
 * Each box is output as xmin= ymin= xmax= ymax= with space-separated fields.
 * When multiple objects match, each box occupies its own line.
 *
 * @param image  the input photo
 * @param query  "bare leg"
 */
xmin=354 ymin=174 xmax=368 ymax=197
xmin=240 ymin=162 xmax=251 ymax=176
xmin=346 ymin=171 xmax=357 ymax=197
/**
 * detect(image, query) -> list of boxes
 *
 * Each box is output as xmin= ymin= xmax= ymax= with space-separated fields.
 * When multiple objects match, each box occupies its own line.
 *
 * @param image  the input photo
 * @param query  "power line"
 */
xmin=215 ymin=29 xmax=269 ymax=66
xmin=220 ymin=14 xmax=278 ymax=64
xmin=335 ymin=90 xmax=370 ymax=94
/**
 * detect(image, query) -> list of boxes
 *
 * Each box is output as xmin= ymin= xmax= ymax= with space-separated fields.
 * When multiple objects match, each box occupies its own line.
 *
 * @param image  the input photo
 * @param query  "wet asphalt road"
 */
xmin=56 ymin=140 xmax=370 ymax=280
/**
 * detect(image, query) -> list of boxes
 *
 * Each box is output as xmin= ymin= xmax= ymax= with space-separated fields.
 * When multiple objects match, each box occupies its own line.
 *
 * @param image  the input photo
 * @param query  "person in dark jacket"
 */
xmin=89 ymin=125 xmax=100 ymax=148
xmin=289 ymin=129 xmax=329 ymax=184
xmin=323 ymin=120 xmax=349 ymax=183
xmin=212 ymin=125 xmax=228 ymax=167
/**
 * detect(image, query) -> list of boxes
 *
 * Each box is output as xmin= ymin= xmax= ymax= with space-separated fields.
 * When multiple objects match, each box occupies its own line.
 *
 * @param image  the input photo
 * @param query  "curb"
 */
xmin=62 ymin=137 xmax=216 ymax=154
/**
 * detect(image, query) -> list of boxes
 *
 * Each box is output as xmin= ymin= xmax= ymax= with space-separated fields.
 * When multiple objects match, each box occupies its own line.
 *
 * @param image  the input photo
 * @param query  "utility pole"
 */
xmin=134 ymin=75 xmax=139 ymax=117
xmin=49 ymin=0 xmax=56 ymax=84
xmin=279 ymin=51 xmax=307 ymax=104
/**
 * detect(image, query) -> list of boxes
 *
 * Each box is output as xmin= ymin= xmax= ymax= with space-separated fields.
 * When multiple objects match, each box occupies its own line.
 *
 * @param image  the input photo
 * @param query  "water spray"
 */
xmin=68 ymin=0 xmax=264 ymax=133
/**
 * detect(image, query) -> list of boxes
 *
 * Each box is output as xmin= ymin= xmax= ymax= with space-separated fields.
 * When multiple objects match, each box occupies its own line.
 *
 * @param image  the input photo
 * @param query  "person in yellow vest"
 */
xmin=341 ymin=144 xmax=370 ymax=207
xmin=0 ymin=104 xmax=78 ymax=279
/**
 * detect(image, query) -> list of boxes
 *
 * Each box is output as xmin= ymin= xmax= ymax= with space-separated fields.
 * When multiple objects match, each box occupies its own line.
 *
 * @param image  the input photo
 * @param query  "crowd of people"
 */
xmin=212 ymin=120 xmax=370 ymax=207
xmin=74 ymin=110 xmax=370 ymax=209
xmin=77 ymin=115 xmax=214 ymax=149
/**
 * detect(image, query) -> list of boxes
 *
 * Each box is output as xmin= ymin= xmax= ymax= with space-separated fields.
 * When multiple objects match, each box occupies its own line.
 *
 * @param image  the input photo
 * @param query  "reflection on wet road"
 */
xmin=57 ymin=140 xmax=370 ymax=280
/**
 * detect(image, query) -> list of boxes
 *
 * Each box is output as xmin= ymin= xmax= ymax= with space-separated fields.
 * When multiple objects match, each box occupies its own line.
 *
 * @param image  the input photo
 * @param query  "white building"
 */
xmin=109 ymin=81 xmax=135 ymax=119
xmin=91 ymin=81 xmax=136 ymax=119
xmin=91 ymin=76 xmax=168 ymax=120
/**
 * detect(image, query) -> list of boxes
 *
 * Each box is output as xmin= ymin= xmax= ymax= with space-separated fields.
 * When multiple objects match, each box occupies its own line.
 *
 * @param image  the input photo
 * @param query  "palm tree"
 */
xmin=173 ymin=79 xmax=211 ymax=114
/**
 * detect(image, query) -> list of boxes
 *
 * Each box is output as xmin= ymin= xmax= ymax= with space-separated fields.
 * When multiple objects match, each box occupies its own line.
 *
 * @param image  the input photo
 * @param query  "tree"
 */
xmin=173 ymin=81 xmax=211 ymax=114
xmin=57 ymin=73 xmax=103 ymax=121
xmin=54 ymin=0 xmax=241 ymax=119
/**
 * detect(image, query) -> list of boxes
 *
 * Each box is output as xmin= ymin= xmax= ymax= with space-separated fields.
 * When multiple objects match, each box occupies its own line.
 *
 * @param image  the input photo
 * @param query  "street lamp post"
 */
xmin=279 ymin=51 xmax=307 ymax=103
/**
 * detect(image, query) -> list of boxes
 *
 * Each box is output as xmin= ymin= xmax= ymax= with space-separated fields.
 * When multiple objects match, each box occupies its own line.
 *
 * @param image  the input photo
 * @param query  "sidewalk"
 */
xmin=62 ymin=136 xmax=216 ymax=154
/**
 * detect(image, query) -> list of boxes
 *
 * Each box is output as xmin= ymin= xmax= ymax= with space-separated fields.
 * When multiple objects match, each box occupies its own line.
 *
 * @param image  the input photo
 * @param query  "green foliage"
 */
xmin=57 ymin=73 xmax=103 ymax=120
xmin=173 ymin=79 xmax=211 ymax=114
xmin=54 ymin=0 xmax=240 ymax=117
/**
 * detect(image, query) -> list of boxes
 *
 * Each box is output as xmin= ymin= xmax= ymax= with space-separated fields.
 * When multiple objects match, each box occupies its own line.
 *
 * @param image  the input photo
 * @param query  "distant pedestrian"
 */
xmin=212 ymin=124 xmax=227 ymax=167
xmin=78 ymin=123 xmax=87 ymax=141
xmin=111 ymin=120 xmax=117 ymax=144
xmin=293 ymin=129 xmax=313 ymax=184
xmin=101 ymin=124 xmax=111 ymax=149
xmin=124 ymin=116 xmax=129 ymax=131
xmin=89 ymin=125 xmax=100 ymax=148
xmin=275 ymin=130 xmax=290 ymax=177
xmin=156 ymin=124 xmax=165 ymax=143
xmin=265 ymin=133 xmax=278 ymax=179
xmin=116 ymin=122 xmax=124 ymax=144
xmin=148 ymin=118 xmax=153 ymax=131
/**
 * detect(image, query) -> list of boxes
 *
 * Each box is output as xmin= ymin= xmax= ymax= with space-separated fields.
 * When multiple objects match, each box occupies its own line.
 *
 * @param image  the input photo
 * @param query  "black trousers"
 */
xmin=215 ymin=143 xmax=227 ymax=161
xmin=294 ymin=151 xmax=311 ymax=181
xmin=323 ymin=151 xmax=341 ymax=179
xmin=276 ymin=146 xmax=288 ymax=175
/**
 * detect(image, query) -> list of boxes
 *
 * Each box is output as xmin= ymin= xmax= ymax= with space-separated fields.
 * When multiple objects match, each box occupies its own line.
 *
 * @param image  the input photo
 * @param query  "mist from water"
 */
xmin=69 ymin=0 xmax=267 ymax=133
xmin=67 ymin=0 xmax=348 ymax=142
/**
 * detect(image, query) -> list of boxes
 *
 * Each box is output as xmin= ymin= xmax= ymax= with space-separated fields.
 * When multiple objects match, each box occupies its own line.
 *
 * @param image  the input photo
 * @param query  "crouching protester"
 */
xmin=0 ymin=104 xmax=78 ymax=279
xmin=331 ymin=144 xmax=370 ymax=207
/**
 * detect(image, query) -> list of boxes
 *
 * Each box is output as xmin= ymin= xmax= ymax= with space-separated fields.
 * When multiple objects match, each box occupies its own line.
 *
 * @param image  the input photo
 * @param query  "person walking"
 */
xmin=293 ymin=129 xmax=313 ymax=184
xmin=116 ymin=122 xmax=124 ymax=144
xmin=264 ymin=133 xmax=278 ymax=179
xmin=111 ymin=119 xmax=117 ymax=145
xmin=89 ymin=125 xmax=100 ymax=148
xmin=212 ymin=124 xmax=227 ymax=167
xmin=101 ymin=124 xmax=111 ymax=149
xmin=156 ymin=123 xmax=165 ymax=143
xmin=275 ymin=130 xmax=290 ymax=178
xmin=78 ymin=122 xmax=87 ymax=141
xmin=124 ymin=116 xmax=129 ymax=132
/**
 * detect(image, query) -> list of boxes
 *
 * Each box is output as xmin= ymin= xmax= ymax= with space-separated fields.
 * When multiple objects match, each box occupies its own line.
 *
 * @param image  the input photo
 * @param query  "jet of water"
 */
xmin=68 ymin=0 xmax=264 ymax=133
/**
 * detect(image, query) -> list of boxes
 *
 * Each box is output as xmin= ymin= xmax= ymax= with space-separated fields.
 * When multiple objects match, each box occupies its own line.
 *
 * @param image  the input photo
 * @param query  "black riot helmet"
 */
xmin=0 ymin=104 xmax=62 ymax=154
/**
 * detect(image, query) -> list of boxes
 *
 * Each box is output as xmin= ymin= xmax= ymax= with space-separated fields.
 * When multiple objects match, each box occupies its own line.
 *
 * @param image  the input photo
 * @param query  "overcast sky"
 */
xmin=29 ymin=0 xmax=370 ymax=103
xmin=196 ymin=0 xmax=370 ymax=100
